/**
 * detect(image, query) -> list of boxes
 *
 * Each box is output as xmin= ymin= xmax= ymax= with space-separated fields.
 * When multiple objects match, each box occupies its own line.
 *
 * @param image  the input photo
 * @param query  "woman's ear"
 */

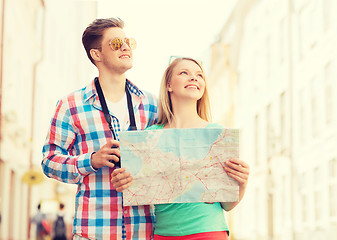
xmin=167 ymin=83 xmax=172 ymax=92
xmin=90 ymin=49 xmax=101 ymax=62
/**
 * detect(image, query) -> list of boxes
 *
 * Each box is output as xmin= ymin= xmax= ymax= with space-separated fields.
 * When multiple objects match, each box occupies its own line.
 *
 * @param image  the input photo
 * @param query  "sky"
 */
xmin=97 ymin=0 xmax=237 ymax=95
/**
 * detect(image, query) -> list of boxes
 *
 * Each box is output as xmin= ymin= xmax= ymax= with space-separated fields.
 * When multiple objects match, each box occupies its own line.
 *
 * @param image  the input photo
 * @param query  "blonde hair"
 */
xmin=157 ymin=57 xmax=212 ymax=125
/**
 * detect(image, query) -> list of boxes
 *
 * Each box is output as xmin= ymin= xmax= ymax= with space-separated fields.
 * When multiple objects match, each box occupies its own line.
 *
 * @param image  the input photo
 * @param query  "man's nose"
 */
xmin=121 ymin=41 xmax=130 ymax=51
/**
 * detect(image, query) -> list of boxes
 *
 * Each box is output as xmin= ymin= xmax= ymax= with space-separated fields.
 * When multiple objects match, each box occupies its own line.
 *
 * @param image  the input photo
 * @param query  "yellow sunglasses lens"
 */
xmin=110 ymin=38 xmax=136 ymax=50
xmin=110 ymin=38 xmax=123 ymax=50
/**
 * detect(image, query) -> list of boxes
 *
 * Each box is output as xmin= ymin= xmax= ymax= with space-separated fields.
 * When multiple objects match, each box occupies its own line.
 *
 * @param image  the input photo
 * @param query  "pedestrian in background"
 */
xmin=41 ymin=17 xmax=157 ymax=239
xmin=31 ymin=203 xmax=51 ymax=240
xmin=53 ymin=203 xmax=67 ymax=240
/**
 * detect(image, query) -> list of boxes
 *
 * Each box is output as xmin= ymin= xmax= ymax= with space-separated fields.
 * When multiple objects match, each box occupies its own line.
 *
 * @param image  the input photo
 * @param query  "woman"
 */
xmin=112 ymin=57 xmax=249 ymax=239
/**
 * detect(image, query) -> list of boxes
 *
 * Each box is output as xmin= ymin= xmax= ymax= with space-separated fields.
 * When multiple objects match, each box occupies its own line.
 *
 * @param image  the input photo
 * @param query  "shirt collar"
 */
xmin=83 ymin=78 xmax=145 ymax=102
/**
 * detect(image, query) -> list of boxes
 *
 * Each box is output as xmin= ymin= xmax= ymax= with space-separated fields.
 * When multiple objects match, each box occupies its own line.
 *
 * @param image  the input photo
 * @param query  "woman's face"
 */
xmin=167 ymin=60 xmax=205 ymax=102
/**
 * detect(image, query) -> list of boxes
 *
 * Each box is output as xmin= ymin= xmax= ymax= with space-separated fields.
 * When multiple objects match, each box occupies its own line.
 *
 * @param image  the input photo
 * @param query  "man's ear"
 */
xmin=90 ymin=49 xmax=101 ymax=62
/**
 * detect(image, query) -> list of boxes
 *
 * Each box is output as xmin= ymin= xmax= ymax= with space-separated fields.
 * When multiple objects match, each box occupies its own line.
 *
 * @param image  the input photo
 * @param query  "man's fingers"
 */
xmin=106 ymin=153 xmax=120 ymax=163
xmin=111 ymin=168 xmax=126 ymax=177
xmin=106 ymin=139 xmax=120 ymax=148
xmin=106 ymin=161 xmax=115 ymax=168
xmin=113 ymin=176 xmax=133 ymax=188
xmin=111 ymin=168 xmax=133 ymax=192
xmin=104 ymin=147 xmax=120 ymax=157
xmin=111 ymin=171 xmax=131 ymax=183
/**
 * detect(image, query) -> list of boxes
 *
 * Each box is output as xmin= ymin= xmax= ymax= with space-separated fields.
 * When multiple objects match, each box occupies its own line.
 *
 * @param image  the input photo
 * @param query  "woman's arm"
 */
xmin=221 ymin=158 xmax=250 ymax=211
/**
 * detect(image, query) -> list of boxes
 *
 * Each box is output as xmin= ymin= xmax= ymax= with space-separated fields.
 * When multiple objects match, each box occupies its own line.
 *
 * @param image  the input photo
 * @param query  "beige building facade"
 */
xmin=0 ymin=0 xmax=97 ymax=239
xmin=207 ymin=0 xmax=337 ymax=239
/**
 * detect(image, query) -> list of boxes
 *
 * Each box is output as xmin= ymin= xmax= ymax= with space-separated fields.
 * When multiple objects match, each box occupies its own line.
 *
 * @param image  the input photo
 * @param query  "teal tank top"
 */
xmin=146 ymin=123 xmax=229 ymax=236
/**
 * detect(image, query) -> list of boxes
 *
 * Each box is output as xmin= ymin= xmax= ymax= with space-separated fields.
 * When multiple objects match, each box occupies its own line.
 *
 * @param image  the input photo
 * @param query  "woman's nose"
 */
xmin=189 ymin=75 xmax=197 ymax=81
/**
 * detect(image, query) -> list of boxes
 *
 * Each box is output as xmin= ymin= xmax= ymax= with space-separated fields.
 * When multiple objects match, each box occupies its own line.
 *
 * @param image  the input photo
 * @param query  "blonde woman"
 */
xmin=112 ymin=57 xmax=249 ymax=239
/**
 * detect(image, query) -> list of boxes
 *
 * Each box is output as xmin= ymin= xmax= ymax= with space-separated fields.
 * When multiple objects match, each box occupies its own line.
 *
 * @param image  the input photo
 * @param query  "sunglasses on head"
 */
xmin=168 ymin=55 xmax=203 ymax=65
xmin=109 ymin=37 xmax=137 ymax=51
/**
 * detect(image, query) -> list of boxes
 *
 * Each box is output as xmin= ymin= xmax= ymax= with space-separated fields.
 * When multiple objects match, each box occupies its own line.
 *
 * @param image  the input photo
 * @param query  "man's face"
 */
xmin=98 ymin=27 xmax=134 ymax=74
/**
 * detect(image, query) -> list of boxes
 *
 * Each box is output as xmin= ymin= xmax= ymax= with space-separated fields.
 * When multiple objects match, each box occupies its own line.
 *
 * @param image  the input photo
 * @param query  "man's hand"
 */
xmin=111 ymin=168 xmax=133 ymax=192
xmin=90 ymin=140 xmax=120 ymax=169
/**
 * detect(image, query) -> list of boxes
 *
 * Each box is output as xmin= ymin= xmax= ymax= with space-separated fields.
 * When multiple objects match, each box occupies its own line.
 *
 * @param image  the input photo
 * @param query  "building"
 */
xmin=0 ymin=0 xmax=97 ymax=239
xmin=207 ymin=0 xmax=337 ymax=239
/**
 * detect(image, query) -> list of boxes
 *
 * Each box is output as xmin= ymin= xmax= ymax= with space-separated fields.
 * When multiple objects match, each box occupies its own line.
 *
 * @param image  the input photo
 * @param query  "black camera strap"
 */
xmin=94 ymin=78 xmax=137 ymax=167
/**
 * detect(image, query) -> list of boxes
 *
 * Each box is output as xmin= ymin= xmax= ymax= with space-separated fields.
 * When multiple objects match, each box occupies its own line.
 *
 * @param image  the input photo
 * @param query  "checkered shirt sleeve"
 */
xmin=42 ymin=79 xmax=158 ymax=239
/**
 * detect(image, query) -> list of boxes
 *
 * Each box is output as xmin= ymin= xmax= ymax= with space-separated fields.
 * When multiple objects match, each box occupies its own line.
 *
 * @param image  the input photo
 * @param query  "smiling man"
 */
xmin=41 ymin=18 xmax=157 ymax=240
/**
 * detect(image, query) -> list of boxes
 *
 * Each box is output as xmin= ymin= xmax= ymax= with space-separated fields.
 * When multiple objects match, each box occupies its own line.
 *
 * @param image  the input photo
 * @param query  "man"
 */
xmin=42 ymin=18 xmax=157 ymax=239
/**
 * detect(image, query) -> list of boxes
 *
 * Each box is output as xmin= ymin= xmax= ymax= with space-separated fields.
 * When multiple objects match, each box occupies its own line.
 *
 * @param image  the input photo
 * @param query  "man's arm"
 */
xmin=41 ymin=100 xmax=96 ymax=184
xmin=42 ymin=99 xmax=122 ymax=184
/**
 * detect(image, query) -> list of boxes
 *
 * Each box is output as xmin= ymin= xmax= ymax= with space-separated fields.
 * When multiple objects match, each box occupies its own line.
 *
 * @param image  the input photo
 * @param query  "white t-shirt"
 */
xmin=106 ymin=93 xmax=129 ymax=130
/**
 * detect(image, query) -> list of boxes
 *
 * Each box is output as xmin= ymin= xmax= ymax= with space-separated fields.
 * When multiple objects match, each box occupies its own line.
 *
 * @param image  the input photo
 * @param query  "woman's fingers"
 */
xmin=224 ymin=159 xmax=250 ymax=185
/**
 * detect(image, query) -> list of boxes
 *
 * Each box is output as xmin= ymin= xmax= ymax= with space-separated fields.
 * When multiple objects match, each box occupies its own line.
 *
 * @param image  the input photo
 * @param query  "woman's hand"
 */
xmin=111 ymin=168 xmax=133 ymax=192
xmin=224 ymin=158 xmax=249 ymax=187
xmin=221 ymin=158 xmax=250 ymax=211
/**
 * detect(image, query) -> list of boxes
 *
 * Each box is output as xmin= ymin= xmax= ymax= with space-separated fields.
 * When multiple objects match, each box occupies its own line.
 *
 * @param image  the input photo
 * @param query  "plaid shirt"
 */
xmin=42 ymin=79 xmax=158 ymax=240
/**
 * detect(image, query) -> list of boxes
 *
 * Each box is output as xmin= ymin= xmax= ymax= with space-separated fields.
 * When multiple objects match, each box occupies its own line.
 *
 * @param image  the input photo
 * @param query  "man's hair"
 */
xmin=157 ymin=57 xmax=212 ymax=125
xmin=82 ymin=17 xmax=124 ymax=65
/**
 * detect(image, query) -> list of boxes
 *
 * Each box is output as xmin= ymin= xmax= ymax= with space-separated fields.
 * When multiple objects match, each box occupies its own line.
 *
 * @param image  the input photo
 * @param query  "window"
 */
xmin=265 ymin=36 xmax=271 ymax=79
xmin=329 ymin=184 xmax=337 ymax=219
xmin=300 ymin=172 xmax=309 ymax=226
xmin=324 ymin=61 xmax=335 ymax=125
xmin=302 ymin=192 xmax=308 ymax=224
xmin=330 ymin=184 xmax=337 ymax=218
xmin=279 ymin=18 xmax=286 ymax=63
xmin=313 ymin=167 xmax=322 ymax=222
xmin=311 ymin=77 xmax=319 ymax=137
xmin=266 ymin=104 xmax=273 ymax=158
xmin=297 ymin=9 xmax=303 ymax=60
xmin=299 ymin=89 xmax=307 ymax=143
xmin=255 ymin=114 xmax=260 ymax=166
xmin=280 ymin=92 xmax=286 ymax=152
xmin=9 ymin=170 xmax=15 ymax=239
xmin=299 ymin=6 xmax=311 ymax=54
xmin=255 ymin=188 xmax=261 ymax=232
xmin=329 ymin=158 xmax=337 ymax=219
xmin=329 ymin=158 xmax=337 ymax=178
xmin=323 ymin=0 xmax=332 ymax=31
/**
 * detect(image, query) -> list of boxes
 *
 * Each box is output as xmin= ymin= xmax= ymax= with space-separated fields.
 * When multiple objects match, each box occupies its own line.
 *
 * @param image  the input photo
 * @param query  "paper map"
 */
xmin=119 ymin=128 xmax=239 ymax=206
